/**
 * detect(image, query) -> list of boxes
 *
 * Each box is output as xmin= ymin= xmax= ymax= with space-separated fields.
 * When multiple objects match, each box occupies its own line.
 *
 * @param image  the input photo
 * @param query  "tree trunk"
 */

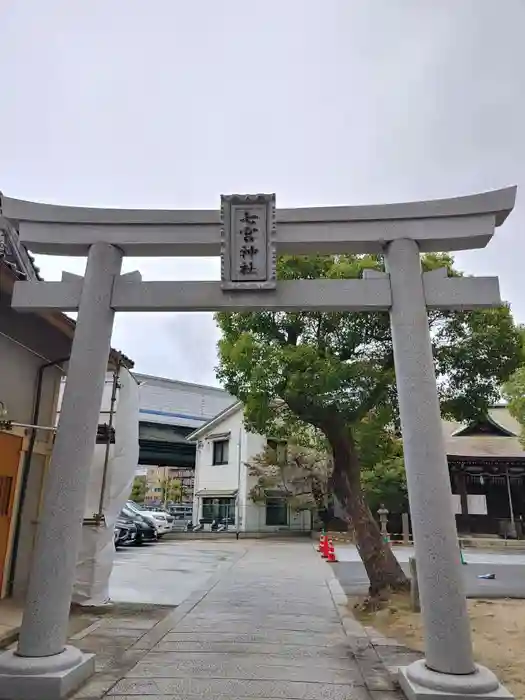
xmin=324 ymin=421 xmax=408 ymax=596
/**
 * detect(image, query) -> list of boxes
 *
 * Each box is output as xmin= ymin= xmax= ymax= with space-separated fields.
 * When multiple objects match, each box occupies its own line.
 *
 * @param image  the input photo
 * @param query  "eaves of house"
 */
xmin=187 ymin=401 xmax=243 ymax=442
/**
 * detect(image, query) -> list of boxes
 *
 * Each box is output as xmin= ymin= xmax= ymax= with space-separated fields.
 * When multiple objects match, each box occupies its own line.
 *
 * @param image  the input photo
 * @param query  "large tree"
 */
xmin=503 ymin=327 xmax=525 ymax=446
xmin=216 ymin=254 xmax=521 ymax=595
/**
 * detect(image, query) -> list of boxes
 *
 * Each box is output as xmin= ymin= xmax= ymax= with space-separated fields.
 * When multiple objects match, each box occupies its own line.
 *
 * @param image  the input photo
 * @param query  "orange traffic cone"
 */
xmin=327 ymin=539 xmax=338 ymax=562
xmin=317 ymin=533 xmax=326 ymax=553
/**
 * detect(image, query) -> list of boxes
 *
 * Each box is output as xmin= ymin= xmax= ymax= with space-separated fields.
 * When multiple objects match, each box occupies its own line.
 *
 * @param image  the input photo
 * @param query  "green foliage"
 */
xmin=161 ymin=478 xmax=185 ymax=504
xmin=503 ymin=326 xmax=525 ymax=447
xmin=352 ymin=411 xmax=408 ymax=513
xmin=361 ymin=457 xmax=408 ymax=515
xmin=434 ymin=307 xmax=523 ymax=422
xmin=130 ymin=476 xmax=146 ymax=503
xmin=216 ymin=253 xmax=521 ymax=543
xmin=216 ymin=254 xmax=521 ymax=438
xmin=352 ymin=408 xmax=401 ymax=470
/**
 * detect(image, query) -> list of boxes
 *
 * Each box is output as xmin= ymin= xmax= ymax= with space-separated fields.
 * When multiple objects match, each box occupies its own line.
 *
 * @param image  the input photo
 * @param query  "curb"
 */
xmin=323 ymin=557 xmax=409 ymax=694
xmin=326 ymin=574 xmax=374 ymax=645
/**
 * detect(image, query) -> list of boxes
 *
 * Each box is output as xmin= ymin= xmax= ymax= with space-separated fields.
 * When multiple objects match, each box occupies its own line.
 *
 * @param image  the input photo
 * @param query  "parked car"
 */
xmin=114 ymin=516 xmax=137 ymax=548
xmin=148 ymin=506 xmax=175 ymax=529
xmin=120 ymin=505 xmax=158 ymax=545
xmin=127 ymin=501 xmax=172 ymax=536
xmin=125 ymin=501 xmax=160 ymax=532
xmin=148 ymin=511 xmax=172 ymax=536
xmin=138 ymin=503 xmax=174 ymax=522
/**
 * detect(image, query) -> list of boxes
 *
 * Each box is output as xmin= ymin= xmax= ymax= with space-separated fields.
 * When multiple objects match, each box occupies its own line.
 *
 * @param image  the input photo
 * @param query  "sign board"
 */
xmin=220 ymin=193 xmax=276 ymax=290
xmin=451 ymin=493 xmax=487 ymax=515
xmin=467 ymin=494 xmax=487 ymax=515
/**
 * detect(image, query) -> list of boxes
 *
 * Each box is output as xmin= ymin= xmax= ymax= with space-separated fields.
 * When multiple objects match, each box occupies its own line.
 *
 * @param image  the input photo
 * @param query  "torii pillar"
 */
xmin=0 ymin=188 xmax=516 ymax=700
xmin=386 ymin=241 xmax=510 ymax=698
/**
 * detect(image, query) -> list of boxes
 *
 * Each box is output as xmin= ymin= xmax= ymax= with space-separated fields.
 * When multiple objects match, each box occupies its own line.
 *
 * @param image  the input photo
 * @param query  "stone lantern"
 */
xmin=377 ymin=503 xmax=389 ymax=542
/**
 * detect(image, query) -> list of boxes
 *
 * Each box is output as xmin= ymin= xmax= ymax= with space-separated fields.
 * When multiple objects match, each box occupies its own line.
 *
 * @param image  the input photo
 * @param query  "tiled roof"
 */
xmin=443 ymin=408 xmax=525 ymax=459
xmin=0 ymin=216 xmax=42 ymax=280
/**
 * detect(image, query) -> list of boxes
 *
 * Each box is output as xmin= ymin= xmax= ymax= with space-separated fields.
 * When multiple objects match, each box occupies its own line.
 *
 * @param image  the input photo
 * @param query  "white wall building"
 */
xmin=188 ymin=403 xmax=312 ymax=533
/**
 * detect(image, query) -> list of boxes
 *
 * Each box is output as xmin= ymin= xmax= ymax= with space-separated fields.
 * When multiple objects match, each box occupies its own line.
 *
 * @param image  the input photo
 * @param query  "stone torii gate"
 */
xmin=0 ymin=189 xmax=516 ymax=700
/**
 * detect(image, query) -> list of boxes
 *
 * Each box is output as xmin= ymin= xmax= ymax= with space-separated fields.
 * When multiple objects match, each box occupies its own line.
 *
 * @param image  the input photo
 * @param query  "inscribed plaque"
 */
xmin=220 ymin=193 xmax=276 ymax=290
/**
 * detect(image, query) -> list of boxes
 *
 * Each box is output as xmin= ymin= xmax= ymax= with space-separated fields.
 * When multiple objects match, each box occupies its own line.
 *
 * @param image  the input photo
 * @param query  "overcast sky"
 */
xmin=2 ymin=0 xmax=524 ymax=387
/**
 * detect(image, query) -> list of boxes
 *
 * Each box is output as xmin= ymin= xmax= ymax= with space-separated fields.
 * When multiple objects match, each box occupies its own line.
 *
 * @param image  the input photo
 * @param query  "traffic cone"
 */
xmin=327 ymin=539 xmax=338 ymax=562
xmin=317 ymin=532 xmax=326 ymax=553
xmin=321 ymin=536 xmax=330 ymax=558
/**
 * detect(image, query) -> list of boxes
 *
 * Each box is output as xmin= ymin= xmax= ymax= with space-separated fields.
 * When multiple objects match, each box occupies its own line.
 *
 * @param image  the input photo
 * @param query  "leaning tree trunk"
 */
xmin=324 ymin=422 xmax=408 ymax=596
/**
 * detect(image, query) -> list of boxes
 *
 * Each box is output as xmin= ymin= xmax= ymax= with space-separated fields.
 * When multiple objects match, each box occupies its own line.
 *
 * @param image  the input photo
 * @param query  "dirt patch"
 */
xmin=353 ymin=594 xmax=525 ymax=699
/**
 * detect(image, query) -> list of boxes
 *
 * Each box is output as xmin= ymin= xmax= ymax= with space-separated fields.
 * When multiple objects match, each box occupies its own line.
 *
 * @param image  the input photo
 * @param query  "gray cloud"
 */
xmin=2 ymin=0 xmax=524 ymax=384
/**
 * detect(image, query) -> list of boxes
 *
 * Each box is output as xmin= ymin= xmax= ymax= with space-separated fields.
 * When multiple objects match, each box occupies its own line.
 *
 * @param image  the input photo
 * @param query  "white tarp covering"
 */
xmin=72 ymin=367 xmax=139 ymax=606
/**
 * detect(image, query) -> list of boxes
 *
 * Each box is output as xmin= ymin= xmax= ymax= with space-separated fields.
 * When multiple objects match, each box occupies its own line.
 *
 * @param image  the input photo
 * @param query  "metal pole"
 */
xmin=97 ymin=360 xmax=121 ymax=517
xmin=16 ymin=242 xmax=123 ymax=658
xmin=8 ymin=422 xmax=57 ymax=432
xmin=236 ymin=426 xmax=242 ymax=535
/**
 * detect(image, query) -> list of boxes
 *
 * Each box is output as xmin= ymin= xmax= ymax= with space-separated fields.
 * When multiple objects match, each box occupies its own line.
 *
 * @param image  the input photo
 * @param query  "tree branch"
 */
xmin=285 ymin=394 xmax=329 ymax=431
xmin=349 ymin=352 xmax=395 ymax=423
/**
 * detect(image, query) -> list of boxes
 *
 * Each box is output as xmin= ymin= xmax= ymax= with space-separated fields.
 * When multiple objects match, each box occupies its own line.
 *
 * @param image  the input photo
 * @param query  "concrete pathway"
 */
xmin=76 ymin=540 xmax=404 ymax=699
xmin=110 ymin=540 xmax=241 ymax=606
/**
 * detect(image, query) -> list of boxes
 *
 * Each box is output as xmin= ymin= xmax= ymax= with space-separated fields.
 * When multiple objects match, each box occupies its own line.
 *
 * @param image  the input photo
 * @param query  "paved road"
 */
xmin=332 ymin=544 xmax=525 ymax=598
xmin=105 ymin=541 xmax=397 ymax=700
xmin=110 ymin=540 xmax=525 ymax=607
xmin=109 ymin=540 xmax=244 ymax=606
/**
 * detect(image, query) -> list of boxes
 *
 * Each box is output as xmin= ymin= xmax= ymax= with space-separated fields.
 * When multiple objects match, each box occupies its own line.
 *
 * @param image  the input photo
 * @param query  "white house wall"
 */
xmin=193 ymin=411 xmax=311 ymax=532
xmin=194 ymin=411 xmax=245 ymax=498
xmin=241 ymin=430 xmax=266 ymax=531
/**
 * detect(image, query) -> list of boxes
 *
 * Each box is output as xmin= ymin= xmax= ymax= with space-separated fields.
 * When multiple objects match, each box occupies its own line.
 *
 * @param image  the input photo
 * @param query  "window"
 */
xmin=266 ymin=497 xmax=288 ymax=526
xmin=202 ymin=497 xmax=235 ymax=524
xmin=267 ymin=439 xmax=287 ymax=465
xmin=212 ymin=439 xmax=229 ymax=465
